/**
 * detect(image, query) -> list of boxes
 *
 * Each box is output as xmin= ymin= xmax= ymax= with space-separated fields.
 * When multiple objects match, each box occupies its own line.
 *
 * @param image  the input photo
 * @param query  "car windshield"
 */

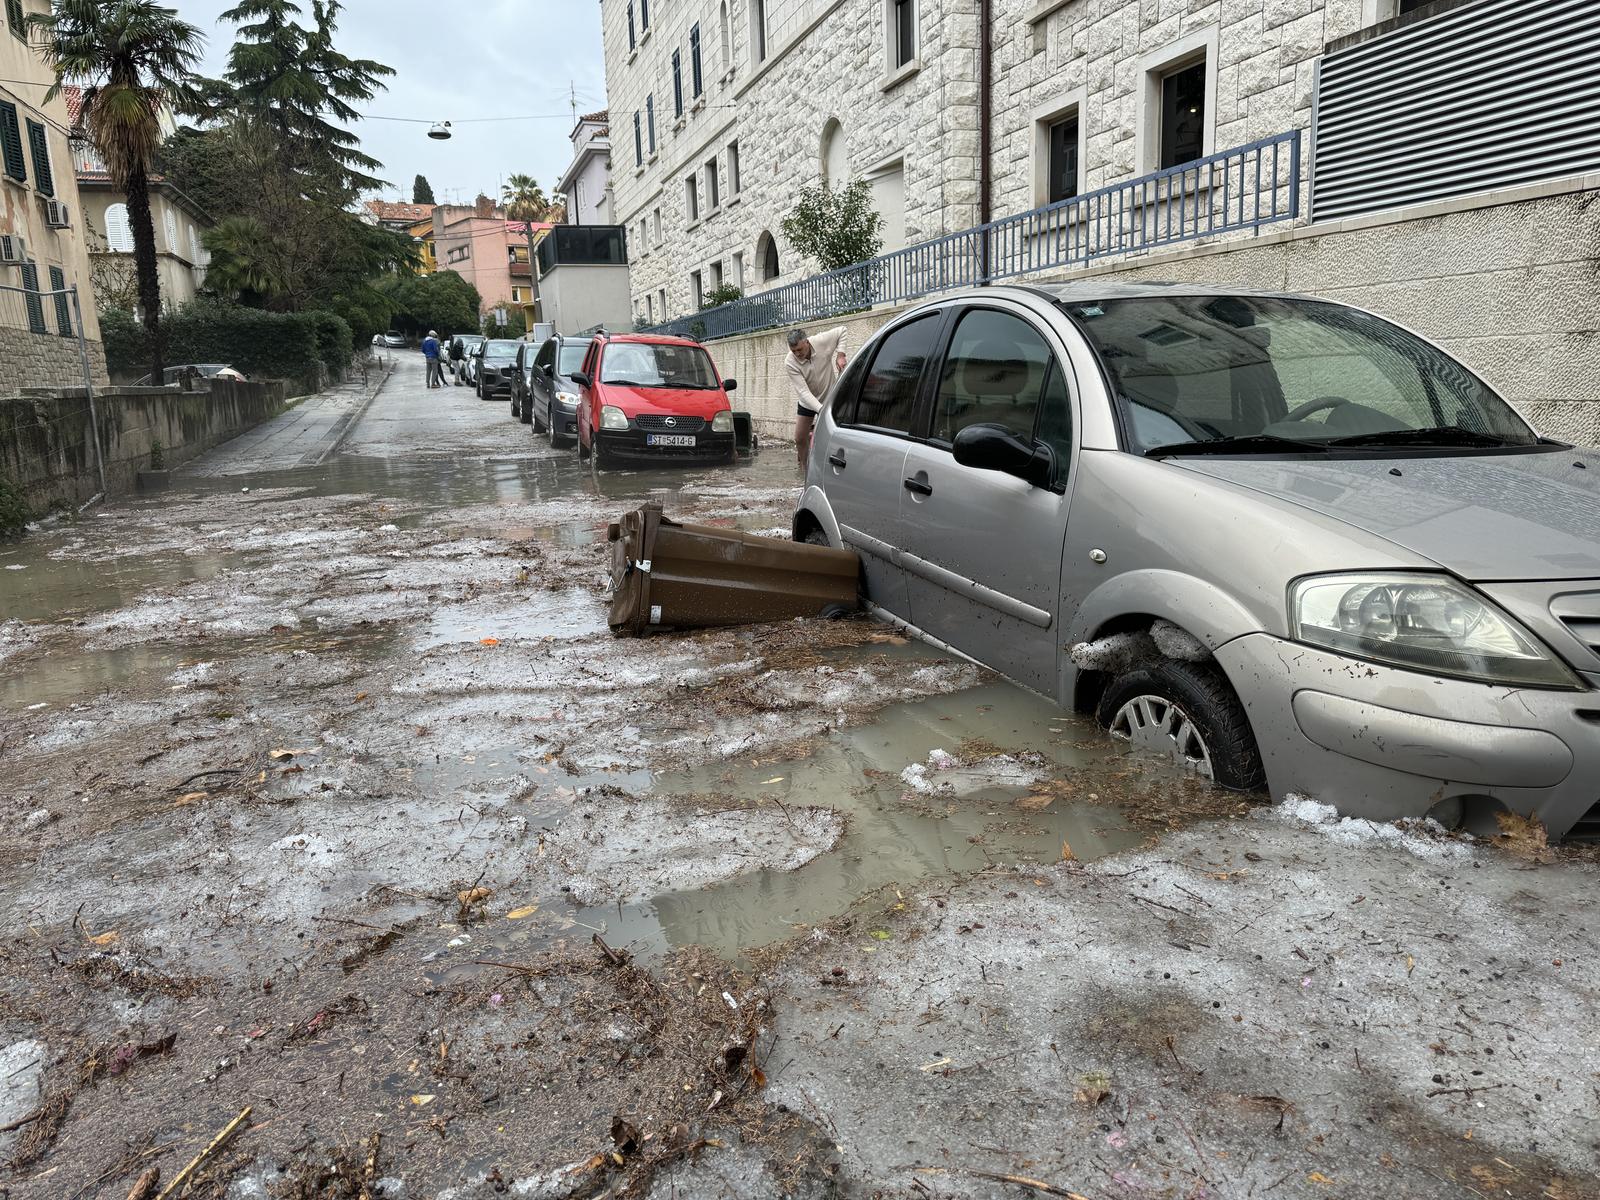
xmin=484 ymin=340 xmax=521 ymax=362
xmin=599 ymin=342 xmax=719 ymax=388
xmin=1063 ymin=296 xmax=1538 ymax=455
xmin=558 ymin=343 xmax=590 ymax=376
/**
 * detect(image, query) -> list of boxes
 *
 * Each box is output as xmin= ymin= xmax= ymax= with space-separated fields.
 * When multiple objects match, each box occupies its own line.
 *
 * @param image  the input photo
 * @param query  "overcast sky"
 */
xmin=176 ymin=0 xmax=608 ymax=207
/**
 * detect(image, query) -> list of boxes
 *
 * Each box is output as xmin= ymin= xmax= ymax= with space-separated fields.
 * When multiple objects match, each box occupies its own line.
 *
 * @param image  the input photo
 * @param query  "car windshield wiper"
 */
xmin=1323 ymin=426 xmax=1526 ymax=449
xmin=1144 ymin=434 xmax=1331 ymax=458
xmin=602 ymin=379 xmax=650 ymax=387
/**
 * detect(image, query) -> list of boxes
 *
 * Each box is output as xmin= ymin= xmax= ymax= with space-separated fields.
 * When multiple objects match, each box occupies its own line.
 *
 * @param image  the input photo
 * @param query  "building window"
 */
xmin=164 ymin=208 xmax=179 ymax=252
xmin=673 ymin=50 xmax=684 ymax=117
xmin=511 ymin=287 xmax=524 ymax=303
xmin=685 ymin=175 xmax=699 ymax=223
xmin=691 ymin=269 xmax=703 ymax=309
xmin=658 ymin=287 xmax=667 ymax=319
xmin=705 ymin=158 xmax=719 ymax=209
xmin=104 ymin=202 xmax=134 ymax=252
xmin=652 ymin=208 xmax=662 ymax=245
xmin=752 ymin=0 xmax=767 ymax=63
xmin=646 ymin=95 xmax=656 ymax=153
xmin=732 ymin=251 xmax=744 ymax=290
xmin=728 ymin=141 xmax=741 ymax=194
xmin=627 ymin=0 xmax=636 ymax=50
xmin=888 ymin=0 xmax=916 ymax=69
xmin=710 ymin=260 xmax=723 ymax=291
xmin=1399 ymin=0 xmax=1432 ymax=11
xmin=645 ymin=293 xmax=654 ymax=323
xmin=5 ymin=0 xmax=23 ymax=40
xmin=20 ymin=261 xmax=45 ymax=334
xmin=634 ymin=111 xmax=643 ymax=166
xmin=641 ymin=0 xmax=649 ymax=30
xmin=49 ymin=265 xmax=71 ymax=337
xmin=1159 ymin=59 xmax=1206 ymax=168
xmin=720 ymin=2 xmax=731 ymax=74
xmin=0 ymin=101 xmax=26 ymax=184
xmin=820 ymin=118 xmax=846 ymax=187
xmin=1046 ymin=112 xmax=1080 ymax=202
xmin=757 ymin=231 xmax=780 ymax=281
xmin=690 ymin=24 xmax=703 ymax=97
xmin=26 ymin=121 xmax=53 ymax=197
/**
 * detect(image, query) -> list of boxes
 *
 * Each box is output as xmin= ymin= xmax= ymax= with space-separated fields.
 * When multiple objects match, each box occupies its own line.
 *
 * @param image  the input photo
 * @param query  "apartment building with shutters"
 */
xmin=606 ymin=0 xmax=1600 ymax=445
xmin=0 ymin=1 xmax=105 ymax=390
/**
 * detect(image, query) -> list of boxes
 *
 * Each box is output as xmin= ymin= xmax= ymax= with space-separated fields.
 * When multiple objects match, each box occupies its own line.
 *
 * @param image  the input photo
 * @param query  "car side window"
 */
xmin=932 ymin=309 xmax=1057 ymax=445
xmin=827 ymin=350 xmax=871 ymax=425
xmin=851 ymin=314 xmax=941 ymax=434
xmin=1035 ymin=363 xmax=1074 ymax=486
xmin=536 ymin=341 xmax=555 ymax=371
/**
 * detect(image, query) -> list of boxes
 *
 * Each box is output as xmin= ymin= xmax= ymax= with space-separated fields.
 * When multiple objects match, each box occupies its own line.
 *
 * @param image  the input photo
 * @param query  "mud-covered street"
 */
xmin=2 ymin=357 xmax=1598 ymax=1200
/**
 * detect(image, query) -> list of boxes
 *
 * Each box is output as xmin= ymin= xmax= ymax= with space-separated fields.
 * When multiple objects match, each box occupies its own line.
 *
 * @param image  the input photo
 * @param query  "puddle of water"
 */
xmin=412 ymin=587 xmax=608 ymax=650
xmin=0 ymin=643 xmax=201 ymax=711
xmin=0 ymin=545 xmax=238 ymax=624
xmin=448 ymin=680 xmax=1164 ymax=972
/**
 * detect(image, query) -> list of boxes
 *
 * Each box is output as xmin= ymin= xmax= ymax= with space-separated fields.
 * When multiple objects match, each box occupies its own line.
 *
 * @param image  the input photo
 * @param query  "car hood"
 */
xmin=598 ymin=385 xmax=729 ymax=418
xmin=1175 ymin=449 xmax=1600 ymax=581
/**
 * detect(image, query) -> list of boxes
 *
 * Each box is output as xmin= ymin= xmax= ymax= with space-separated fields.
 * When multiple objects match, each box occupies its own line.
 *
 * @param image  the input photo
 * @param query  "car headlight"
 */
xmin=711 ymin=410 xmax=734 ymax=433
xmin=556 ymin=390 xmax=579 ymax=407
xmin=599 ymin=406 xmax=630 ymax=431
xmin=1290 ymin=573 xmax=1580 ymax=688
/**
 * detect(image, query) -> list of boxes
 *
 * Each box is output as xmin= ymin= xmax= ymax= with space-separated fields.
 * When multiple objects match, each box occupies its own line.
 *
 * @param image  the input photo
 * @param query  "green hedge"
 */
xmin=105 ymin=300 xmax=352 ymax=384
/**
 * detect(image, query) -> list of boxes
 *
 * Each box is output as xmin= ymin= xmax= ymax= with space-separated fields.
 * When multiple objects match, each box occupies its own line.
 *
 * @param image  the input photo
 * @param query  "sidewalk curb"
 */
xmin=300 ymin=364 xmax=393 ymax=468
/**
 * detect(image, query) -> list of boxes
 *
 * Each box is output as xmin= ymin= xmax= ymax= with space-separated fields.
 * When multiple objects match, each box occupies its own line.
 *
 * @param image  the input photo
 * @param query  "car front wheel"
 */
xmin=1095 ymin=660 xmax=1265 ymax=791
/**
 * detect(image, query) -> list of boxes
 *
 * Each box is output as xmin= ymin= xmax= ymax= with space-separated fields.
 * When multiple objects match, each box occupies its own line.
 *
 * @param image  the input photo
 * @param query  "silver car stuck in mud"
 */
xmin=794 ymin=283 xmax=1600 ymax=840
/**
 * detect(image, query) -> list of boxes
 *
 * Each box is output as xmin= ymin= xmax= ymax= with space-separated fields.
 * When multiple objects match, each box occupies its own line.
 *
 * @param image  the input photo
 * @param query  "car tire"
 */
xmin=802 ymin=528 xmax=830 ymax=548
xmin=1094 ymin=660 xmax=1265 ymax=792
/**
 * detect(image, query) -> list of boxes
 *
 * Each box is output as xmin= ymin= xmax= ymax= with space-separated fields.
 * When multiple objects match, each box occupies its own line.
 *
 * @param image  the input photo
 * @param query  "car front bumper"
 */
xmin=595 ymin=428 xmax=735 ymax=464
xmin=1216 ymin=633 xmax=1600 ymax=840
xmin=551 ymin=404 xmax=579 ymax=435
xmin=480 ymin=372 xmax=513 ymax=397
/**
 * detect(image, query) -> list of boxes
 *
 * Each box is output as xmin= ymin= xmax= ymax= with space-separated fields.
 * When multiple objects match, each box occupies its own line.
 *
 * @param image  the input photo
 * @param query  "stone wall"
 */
xmin=712 ymin=182 xmax=1600 ymax=447
xmin=0 ymin=329 xmax=109 ymax=396
xmin=0 ymin=378 xmax=290 ymax=515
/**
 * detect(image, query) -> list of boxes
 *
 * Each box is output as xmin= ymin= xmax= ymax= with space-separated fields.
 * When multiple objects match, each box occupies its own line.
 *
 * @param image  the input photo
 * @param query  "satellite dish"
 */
xmin=428 ymin=121 xmax=453 ymax=141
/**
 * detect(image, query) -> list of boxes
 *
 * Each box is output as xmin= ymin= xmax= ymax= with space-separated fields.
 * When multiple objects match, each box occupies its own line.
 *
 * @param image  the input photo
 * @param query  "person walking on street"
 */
xmin=422 ymin=330 xmax=443 ymax=388
xmin=786 ymin=326 xmax=849 ymax=468
xmin=448 ymin=335 xmax=466 ymax=384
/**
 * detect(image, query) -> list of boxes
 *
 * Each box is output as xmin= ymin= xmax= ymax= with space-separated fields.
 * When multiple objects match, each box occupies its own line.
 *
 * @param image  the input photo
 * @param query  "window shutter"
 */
xmin=20 ymin=261 xmax=46 ymax=334
xmin=164 ymin=208 xmax=178 ymax=251
xmin=104 ymin=203 xmax=134 ymax=252
xmin=5 ymin=0 xmax=23 ymax=39
xmin=0 ymin=102 xmax=27 ymax=183
xmin=27 ymin=121 xmax=52 ymax=196
xmin=49 ymin=265 xmax=71 ymax=336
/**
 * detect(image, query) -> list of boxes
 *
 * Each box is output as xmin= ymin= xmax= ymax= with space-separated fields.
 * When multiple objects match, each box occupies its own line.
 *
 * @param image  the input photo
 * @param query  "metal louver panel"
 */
xmin=1312 ymin=0 xmax=1600 ymax=220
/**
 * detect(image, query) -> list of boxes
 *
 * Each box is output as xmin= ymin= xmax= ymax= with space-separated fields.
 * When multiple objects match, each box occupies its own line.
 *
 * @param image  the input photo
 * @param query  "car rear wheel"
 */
xmin=1095 ymin=660 xmax=1264 ymax=791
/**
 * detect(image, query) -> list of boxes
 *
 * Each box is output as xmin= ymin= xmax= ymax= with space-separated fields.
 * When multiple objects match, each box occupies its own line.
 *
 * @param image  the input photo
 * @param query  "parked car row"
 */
xmin=486 ymin=331 xmax=739 ymax=470
xmin=792 ymin=281 xmax=1600 ymax=841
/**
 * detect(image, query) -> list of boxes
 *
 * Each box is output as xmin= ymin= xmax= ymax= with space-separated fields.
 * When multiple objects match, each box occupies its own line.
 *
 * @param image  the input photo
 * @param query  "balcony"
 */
xmin=536 ymin=225 xmax=628 ymax=275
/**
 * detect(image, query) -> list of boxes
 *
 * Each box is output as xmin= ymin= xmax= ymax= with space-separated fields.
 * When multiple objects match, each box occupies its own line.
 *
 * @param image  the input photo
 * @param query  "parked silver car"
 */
xmin=794 ymin=284 xmax=1600 ymax=841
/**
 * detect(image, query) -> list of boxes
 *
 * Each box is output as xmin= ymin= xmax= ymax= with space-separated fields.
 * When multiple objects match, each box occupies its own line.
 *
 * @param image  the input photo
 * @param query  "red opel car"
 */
xmin=572 ymin=333 xmax=737 ymax=470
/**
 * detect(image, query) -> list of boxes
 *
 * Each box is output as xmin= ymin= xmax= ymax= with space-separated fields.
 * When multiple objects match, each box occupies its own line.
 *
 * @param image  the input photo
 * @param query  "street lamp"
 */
xmin=428 ymin=121 xmax=452 ymax=140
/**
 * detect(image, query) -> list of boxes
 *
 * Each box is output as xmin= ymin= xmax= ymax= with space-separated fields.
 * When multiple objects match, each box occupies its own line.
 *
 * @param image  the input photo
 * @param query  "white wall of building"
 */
xmin=542 ymin=264 xmax=634 ymax=335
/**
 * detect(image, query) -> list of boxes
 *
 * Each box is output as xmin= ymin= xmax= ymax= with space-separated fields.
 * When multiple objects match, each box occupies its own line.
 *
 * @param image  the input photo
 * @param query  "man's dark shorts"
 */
xmin=797 ymin=405 xmax=818 ymax=419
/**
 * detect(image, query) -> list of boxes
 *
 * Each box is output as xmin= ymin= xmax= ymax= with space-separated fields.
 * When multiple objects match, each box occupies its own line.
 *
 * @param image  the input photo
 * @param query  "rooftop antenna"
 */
xmin=569 ymin=81 xmax=578 ymax=125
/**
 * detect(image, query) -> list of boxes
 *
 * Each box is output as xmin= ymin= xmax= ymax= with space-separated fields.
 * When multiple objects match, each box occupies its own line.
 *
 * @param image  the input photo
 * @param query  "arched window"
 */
xmin=103 ymin=203 xmax=134 ymax=253
xmin=757 ymin=231 xmax=780 ymax=282
xmin=719 ymin=1 xmax=731 ymax=73
xmin=820 ymin=118 xmax=847 ymax=187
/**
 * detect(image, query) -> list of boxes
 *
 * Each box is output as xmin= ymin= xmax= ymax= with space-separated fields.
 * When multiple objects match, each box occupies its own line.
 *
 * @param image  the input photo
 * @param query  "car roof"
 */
xmin=600 ymin=333 xmax=702 ymax=348
xmin=1014 ymin=281 xmax=1310 ymax=305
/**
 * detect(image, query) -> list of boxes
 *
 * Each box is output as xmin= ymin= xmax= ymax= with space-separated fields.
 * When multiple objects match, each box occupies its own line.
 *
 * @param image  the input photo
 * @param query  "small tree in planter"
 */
xmin=780 ymin=179 xmax=885 ymax=313
xmin=700 ymin=283 xmax=744 ymax=309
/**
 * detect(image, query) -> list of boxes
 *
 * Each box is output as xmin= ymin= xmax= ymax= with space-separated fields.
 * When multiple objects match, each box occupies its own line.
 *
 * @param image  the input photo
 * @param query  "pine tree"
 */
xmin=413 ymin=174 xmax=435 ymax=206
xmin=211 ymin=0 xmax=393 ymax=196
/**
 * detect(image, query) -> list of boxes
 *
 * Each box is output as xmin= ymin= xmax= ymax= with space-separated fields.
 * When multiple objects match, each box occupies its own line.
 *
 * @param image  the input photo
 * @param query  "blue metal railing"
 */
xmin=649 ymin=131 xmax=1301 ymax=341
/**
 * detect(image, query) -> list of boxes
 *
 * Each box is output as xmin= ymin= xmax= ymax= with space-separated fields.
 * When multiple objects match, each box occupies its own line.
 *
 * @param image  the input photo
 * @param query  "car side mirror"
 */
xmin=571 ymin=371 xmax=592 ymax=388
xmin=952 ymin=423 xmax=1053 ymax=487
xmin=722 ymin=377 xmax=737 ymax=392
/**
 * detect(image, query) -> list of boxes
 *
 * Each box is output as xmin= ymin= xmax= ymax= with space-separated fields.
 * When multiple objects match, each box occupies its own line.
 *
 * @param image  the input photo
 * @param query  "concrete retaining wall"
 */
xmin=712 ymin=184 xmax=1600 ymax=447
xmin=0 ymin=377 xmax=289 ymax=514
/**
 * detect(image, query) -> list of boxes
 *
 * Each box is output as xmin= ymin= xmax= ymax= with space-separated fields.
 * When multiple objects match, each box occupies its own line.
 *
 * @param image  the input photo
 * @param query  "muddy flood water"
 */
xmin=4 ymin=363 xmax=1596 ymax=1200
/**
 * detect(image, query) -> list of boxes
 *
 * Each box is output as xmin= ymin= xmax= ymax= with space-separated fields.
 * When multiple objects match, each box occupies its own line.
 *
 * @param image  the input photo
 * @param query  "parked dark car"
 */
xmin=509 ymin=341 xmax=539 ymax=424
xmin=474 ymin=339 xmax=522 ymax=400
xmin=528 ymin=335 xmax=592 ymax=449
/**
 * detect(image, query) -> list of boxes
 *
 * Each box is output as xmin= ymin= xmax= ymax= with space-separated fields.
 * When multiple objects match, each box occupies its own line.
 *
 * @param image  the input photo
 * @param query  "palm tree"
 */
xmin=33 ymin=1 xmax=204 ymax=385
xmin=502 ymin=174 xmax=550 ymax=221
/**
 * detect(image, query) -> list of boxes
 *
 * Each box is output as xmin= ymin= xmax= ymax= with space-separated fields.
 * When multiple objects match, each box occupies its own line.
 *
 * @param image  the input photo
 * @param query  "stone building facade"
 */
xmin=0 ymin=9 xmax=106 ymax=393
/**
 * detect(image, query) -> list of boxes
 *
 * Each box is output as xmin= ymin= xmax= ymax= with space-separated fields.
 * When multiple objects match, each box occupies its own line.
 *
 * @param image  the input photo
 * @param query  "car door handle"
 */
xmin=827 ymin=453 xmax=847 ymax=469
xmin=903 ymin=477 xmax=933 ymax=497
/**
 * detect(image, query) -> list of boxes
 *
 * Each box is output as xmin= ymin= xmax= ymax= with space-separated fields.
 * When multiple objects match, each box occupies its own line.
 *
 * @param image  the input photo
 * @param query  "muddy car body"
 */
xmin=793 ymin=283 xmax=1600 ymax=840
